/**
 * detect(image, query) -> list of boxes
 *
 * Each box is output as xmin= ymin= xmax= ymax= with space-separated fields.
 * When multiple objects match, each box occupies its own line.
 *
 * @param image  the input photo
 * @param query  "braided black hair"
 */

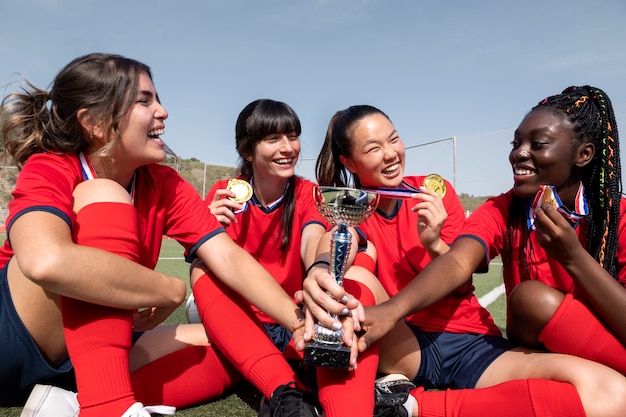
xmin=504 ymin=86 xmax=622 ymax=280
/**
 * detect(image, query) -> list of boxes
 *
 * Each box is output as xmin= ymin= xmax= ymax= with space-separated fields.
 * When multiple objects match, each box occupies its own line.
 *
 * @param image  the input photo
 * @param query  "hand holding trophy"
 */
xmin=304 ymin=186 xmax=379 ymax=369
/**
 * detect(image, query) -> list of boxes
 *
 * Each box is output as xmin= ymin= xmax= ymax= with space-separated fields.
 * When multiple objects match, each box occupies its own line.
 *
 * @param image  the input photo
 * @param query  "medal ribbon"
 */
xmin=79 ymin=152 xmax=97 ymax=180
xmin=78 ymin=152 xmax=136 ymax=204
xmin=362 ymin=180 xmax=421 ymax=199
xmin=527 ymin=183 xmax=588 ymax=230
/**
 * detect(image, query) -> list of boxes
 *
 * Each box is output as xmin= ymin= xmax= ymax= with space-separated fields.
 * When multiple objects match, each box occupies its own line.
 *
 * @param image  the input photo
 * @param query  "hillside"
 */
xmin=0 ymin=157 xmax=489 ymax=224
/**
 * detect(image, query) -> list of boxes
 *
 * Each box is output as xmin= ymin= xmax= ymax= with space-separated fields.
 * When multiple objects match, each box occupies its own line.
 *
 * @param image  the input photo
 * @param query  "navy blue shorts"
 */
xmin=406 ymin=321 xmax=516 ymax=390
xmin=264 ymin=323 xmax=292 ymax=352
xmin=0 ymin=263 xmax=75 ymax=405
xmin=0 ymin=263 xmax=144 ymax=406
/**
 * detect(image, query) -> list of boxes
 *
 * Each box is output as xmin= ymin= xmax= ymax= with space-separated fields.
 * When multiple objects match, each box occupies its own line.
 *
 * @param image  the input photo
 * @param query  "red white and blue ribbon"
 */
xmin=363 ymin=180 xmax=421 ymax=199
xmin=527 ymin=184 xmax=588 ymax=230
xmin=79 ymin=152 xmax=97 ymax=180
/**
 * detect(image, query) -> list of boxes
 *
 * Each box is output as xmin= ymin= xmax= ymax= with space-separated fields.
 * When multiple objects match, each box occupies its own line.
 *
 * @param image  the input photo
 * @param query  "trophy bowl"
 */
xmin=313 ymin=186 xmax=380 ymax=227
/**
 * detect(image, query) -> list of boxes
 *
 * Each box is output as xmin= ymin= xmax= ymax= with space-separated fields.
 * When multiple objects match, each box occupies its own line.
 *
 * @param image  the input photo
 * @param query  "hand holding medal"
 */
xmin=226 ymin=178 xmax=253 ymax=203
xmin=207 ymin=179 xmax=253 ymax=227
xmin=528 ymin=184 xmax=588 ymax=230
xmin=422 ymin=173 xmax=446 ymax=198
xmin=362 ymin=174 xmax=446 ymax=200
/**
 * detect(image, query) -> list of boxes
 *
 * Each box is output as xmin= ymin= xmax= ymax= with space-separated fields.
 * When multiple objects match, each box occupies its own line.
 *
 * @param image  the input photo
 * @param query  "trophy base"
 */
xmin=304 ymin=341 xmax=351 ymax=369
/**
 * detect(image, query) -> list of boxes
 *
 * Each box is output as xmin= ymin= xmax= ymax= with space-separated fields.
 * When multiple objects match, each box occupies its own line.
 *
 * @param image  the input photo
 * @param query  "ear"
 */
xmin=575 ymin=142 xmax=595 ymax=168
xmin=76 ymin=108 xmax=92 ymax=135
xmin=76 ymin=109 xmax=104 ymax=141
xmin=339 ymin=155 xmax=356 ymax=173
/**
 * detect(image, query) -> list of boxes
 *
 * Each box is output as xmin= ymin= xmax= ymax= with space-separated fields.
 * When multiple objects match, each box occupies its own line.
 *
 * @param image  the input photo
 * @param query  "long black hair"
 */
xmin=234 ymin=99 xmax=301 ymax=251
xmin=504 ymin=86 xmax=622 ymax=280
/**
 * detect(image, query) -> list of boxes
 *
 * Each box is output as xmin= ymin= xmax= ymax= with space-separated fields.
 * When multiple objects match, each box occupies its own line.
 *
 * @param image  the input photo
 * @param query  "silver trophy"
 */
xmin=304 ymin=186 xmax=379 ymax=369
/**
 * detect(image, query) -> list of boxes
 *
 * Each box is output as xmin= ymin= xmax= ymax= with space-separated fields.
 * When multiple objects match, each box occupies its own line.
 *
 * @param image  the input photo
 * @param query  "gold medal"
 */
xmin=423 ymin=174 xmax=446 ymax=198
xmin=226 ymin=178 xmax=253 ymax=203
xmin=540 ymin=185 xmax=558 ymax=209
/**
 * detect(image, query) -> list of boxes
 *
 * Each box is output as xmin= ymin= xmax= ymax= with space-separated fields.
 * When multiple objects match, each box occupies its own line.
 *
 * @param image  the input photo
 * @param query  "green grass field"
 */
xmin=0 ymin=237 xmax=507 ymax=417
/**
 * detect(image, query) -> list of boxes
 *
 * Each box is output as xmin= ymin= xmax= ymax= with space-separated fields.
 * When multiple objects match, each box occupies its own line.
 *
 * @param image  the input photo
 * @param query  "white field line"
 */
xmin=478 ymin=283 xmax=505 ymax=308
xmin=478 ymin=261 xmax=504 ymax=308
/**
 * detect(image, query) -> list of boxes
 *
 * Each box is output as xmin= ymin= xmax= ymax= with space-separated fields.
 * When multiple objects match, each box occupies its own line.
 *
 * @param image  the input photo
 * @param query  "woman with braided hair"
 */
xmin=358 ymin=86 xmax=626 ymax=373
xmin=303 ymin=89 xmax=626 ymax=417
xmin=503 ymin=86 xmax=626 ymax=374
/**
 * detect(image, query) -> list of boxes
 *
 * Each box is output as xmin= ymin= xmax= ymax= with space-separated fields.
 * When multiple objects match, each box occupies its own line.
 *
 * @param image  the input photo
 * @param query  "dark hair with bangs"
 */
xmin=235 ymin=99 xmax=301 ymax=177
xmin=234 ymin=99 xmax=302 ymax=251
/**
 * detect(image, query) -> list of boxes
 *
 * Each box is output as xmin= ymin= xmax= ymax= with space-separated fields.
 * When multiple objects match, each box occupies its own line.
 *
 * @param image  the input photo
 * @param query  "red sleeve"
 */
xmin=205 ymin=178 xmax=230 ymax=204
xmin=136 ymin=165 xmax=224 ymax=256
xmin=295 ymin=177 xmax=328 ymax=231
xmin=459 ymin=192 xmax=511 ymax=262
xmin=1 ymin=153 xmax=82 ymax=267
xmin=438 ymin=179 xmax=466 ymax=245
xmin=6 ymin=153 xmax=81 ymax=233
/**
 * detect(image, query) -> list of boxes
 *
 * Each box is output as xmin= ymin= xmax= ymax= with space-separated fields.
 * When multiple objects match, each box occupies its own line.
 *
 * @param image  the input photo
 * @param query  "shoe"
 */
xmin=120 ymin=402 xmax=176 ymax=417
xmin=20 ymin=384 xmax=79 ymax=417
xmin=258 ymin=382 xmax=323 ymax=417
xmin=185 ymin=293 xmax=201 ymax=323
xmin=373 ymin=374 xmax=416 ymax=417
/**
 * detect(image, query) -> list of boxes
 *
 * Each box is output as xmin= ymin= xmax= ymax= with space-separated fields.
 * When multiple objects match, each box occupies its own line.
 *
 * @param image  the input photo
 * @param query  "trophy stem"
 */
xmin=330 ymin=224 xmax=351 ymax=286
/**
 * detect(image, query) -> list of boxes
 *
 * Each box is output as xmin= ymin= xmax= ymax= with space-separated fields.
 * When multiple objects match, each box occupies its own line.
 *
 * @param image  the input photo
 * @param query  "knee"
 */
xmin=579 ymin=370 xmax=626 ymax=417
xmin=507 ymin=281 xmax=564 ymax=346
xmin=508 ymin=280 xmax=563 ymax=321
xmin=73 ymin=179 xmax=133 ymax=212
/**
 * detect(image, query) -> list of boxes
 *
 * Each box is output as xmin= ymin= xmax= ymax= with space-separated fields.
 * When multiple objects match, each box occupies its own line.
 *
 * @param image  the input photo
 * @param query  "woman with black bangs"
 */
xmin=190 ymin=99 xmax=378 ymax=417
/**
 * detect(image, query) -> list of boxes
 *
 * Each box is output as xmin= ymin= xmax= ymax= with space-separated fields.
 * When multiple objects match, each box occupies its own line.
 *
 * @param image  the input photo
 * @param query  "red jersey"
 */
xmin=207 ymin=176 xmax=327 ymax=323
xmin=357 ymin=176 xmax=500 ymax=335
xmin=0 ymin=153 xmax=224 ymax=269
xmin=461 ymin=190 xmax=626 ymax=300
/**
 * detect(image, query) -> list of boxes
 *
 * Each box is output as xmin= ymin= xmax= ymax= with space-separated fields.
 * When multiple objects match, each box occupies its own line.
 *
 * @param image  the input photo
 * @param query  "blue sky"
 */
xmin=1 ymin=0 xmax=625 ymax=196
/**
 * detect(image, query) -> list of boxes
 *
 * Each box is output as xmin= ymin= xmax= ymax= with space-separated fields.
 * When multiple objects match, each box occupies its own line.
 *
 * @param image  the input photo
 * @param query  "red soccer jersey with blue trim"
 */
xmin=0 ymin=153 xmax=224 ymax=269
xmin=207 ymin=176 xmax=327 ymax=323
xmin=357 ymin=176 xmax=500 ymax=335
xmin=460 ymin=190 xmax=626 ymax=299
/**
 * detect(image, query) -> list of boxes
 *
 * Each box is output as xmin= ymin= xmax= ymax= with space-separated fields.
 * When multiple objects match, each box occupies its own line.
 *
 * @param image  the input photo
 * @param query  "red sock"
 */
xmin=193 ymin=274 xmax=296 ymax=398
xmin=354 ymin=251 xmax=377 ymax=275
xmin=317 ymin=279 xmax=379 ymax=417
xmin=61 ymin=202 xmax=139 ymax=417
xmin=538 ymin=293 xmax=626 ymax=373
xmin=131 ymin=345 xmax=243 ymax=408
xmin=416 ymin=378 xmax=585 ymax=417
